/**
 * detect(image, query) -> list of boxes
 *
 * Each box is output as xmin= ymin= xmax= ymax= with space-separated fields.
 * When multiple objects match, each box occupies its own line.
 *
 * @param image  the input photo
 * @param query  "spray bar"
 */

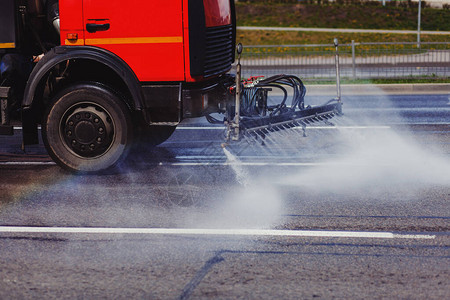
xmin=223 ymin=40 xmax=343 ymax=142
xmin=240 ymin=102 xmax=341 ymax=136
xmin=225 ymin=74 xmax=342 ymax=141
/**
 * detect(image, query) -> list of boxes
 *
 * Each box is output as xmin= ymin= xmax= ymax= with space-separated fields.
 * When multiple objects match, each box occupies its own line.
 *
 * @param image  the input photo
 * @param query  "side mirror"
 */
xmin=236 ymin=43 xmax=243 ymax=55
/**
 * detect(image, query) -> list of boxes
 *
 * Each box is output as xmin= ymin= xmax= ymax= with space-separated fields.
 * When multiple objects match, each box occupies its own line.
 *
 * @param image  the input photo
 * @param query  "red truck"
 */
xmin=0 ymin=0 xmax=341 ymax=173
xmin=1 ymin=0 xmax=237 ymax=171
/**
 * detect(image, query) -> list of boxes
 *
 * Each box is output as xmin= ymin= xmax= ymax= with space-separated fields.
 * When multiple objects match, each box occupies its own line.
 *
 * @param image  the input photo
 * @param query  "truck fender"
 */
xmin=22 ymin=46 xmax=144 ymax=111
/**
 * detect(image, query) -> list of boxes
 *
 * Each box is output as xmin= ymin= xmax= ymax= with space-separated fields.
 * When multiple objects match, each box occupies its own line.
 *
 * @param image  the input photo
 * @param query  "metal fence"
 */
xmin=239 ymin=42 xmax=450 ymax=81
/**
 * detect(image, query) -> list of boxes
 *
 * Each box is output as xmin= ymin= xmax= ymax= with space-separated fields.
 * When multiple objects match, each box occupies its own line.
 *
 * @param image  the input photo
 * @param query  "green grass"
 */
xmin=235 ymin=3 xmax=450 ymax=46
xmin=235 ymin=2 xmax=450 ymax=82
xmin=236 ymin=2 xmax=450 ymax=31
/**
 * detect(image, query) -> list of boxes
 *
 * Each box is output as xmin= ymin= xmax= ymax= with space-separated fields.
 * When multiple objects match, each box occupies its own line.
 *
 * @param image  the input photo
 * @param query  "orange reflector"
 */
xmin=66 ymin=33 xmax=78 ymax=41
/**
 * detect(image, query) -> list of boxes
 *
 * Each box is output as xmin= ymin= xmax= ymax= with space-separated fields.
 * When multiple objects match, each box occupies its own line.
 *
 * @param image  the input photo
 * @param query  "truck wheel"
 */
xmin=43 ymin=83 xmax=133 ymax=173
xmin=136 ymin=125 xmax=176 ymax=147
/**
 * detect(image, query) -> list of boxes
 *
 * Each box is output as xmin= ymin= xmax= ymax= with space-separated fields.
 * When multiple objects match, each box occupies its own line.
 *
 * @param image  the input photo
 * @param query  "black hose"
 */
xmin=240 ymin=74 xmax=307 ymax=121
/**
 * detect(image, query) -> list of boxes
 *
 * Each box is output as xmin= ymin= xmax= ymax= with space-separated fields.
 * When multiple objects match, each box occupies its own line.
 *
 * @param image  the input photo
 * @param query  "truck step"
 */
xmin=0 ymin=125 xmax=14 ymax=135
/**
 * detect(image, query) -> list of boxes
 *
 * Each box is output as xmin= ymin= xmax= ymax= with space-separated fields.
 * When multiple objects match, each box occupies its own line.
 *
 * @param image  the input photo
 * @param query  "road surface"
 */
xmin=0 ymin=93 xmax=449 ymax=299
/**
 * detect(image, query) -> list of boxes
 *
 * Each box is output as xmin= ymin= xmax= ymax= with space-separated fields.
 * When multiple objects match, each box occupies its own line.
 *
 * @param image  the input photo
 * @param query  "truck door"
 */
xmin=82 ymin=0 xmax=185 ymax=82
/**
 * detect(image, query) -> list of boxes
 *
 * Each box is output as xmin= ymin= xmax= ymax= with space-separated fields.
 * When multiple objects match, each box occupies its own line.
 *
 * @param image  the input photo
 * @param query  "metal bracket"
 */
xmin=225 ymin=43 xmax=243 ymax=144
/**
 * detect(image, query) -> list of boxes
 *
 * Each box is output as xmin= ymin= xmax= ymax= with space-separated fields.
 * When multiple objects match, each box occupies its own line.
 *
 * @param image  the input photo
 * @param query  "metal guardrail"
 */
xmin=239 ymin=41 xmax=450 ymax=80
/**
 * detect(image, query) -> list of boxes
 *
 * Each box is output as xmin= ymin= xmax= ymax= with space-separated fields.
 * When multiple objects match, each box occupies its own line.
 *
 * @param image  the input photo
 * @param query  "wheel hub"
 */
xmin=62 ymin=105 xmax=113 ymax=157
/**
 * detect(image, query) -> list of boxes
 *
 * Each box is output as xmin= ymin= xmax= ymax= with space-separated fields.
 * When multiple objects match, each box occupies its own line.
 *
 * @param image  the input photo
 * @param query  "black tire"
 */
xmin=136 ymin=125 xmax=176 ymax=147
xmin=42 ymin=83 xmax=133 ymax=173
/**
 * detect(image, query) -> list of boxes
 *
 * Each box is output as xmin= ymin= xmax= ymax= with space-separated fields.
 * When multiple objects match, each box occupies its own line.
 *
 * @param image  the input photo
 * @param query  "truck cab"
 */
xmin=0 ymin=0 xmax=236 ymax=172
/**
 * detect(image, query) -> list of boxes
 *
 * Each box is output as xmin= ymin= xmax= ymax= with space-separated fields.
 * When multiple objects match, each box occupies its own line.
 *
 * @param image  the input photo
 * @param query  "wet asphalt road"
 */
xmin=0 ymin=93 xmax=449 ymax=299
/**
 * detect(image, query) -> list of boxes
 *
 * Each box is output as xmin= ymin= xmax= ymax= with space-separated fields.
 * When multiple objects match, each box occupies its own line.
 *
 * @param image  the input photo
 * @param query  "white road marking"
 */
xmin=13 ymin=126 xmax=42 ymax=130
xmin=0 ymin=226 xmax=436 ymax=239
xmin=176 ymin=126 xmax=392 ymax=130
xmin=0 ymin=161 xmax=355 ymax=167
xmin=0 ymin=160 xmax=403 ymax=167
xmin=167 ymin=162 xmax=329 ymax=167
xmin=296 ymin=126 xmax=392 ymax=130
xmin=0 ymin=161 xmax=345 ymax=167
xmin=0 ymin=161 xmax=413 ymax=167
xmin=12 ymin=125 xmax=392 ymax=131
xmin=0 ymin=161 xmax=55 ymax=165
xmin=0 ymin=162 xmax=329 ymax=167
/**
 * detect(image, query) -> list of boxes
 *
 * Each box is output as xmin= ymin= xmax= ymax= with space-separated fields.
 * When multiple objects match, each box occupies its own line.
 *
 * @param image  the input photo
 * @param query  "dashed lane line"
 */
xmin=0 ymin=226 xmax=436 ymax=240
xmin=0 ymin=161 xmax=55 ymax=165
xmin=0 ymin=161 xmax=381 ymax=167
xmin=12 ymin=126 xmax=392 ymax=131
xmin=176 ymin=126 xmax=392 ymax=130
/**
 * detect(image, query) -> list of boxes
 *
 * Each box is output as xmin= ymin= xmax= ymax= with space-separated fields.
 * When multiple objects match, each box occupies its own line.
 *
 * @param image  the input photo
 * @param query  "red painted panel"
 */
xmin=82 ymin=0 xmax=185 ymax=82
xmin=203 ymin=0 xmax=231 ymax=27
xmin=61 ymin=0 xmax=233 ymax=83
xmin=59 ymin=0 xmax=84 ymax=45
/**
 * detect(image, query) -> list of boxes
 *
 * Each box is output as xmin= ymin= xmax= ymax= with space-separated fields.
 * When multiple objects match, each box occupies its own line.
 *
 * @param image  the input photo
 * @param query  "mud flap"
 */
xmin=22 ymin=107 xmax=39 ymax=148
xmin=0 ymin=87 xmax=13 ymax=135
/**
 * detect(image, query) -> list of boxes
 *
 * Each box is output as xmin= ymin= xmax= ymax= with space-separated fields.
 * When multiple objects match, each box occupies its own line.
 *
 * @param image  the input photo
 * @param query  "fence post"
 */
xmin=417 ymin=0 xmax=422 ymax=48
xmin=334 ymin=38 xmax=341 ymax=102
xmin=352 ymin=40 xmax=356 ymax=79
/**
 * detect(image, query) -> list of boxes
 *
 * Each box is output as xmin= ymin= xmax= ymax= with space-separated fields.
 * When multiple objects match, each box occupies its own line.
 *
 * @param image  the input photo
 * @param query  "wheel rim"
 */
xmin=60 ymin=102 xmax=115 ymax=158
